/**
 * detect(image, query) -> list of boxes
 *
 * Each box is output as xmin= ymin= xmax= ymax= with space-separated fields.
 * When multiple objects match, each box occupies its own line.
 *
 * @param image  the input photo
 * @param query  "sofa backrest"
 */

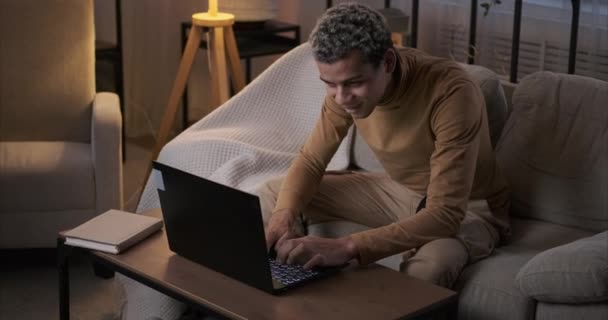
xmin=352 ymin=62 xmax=509 ymax=172
xmin=0 ymin=0 xmax=94 ymax=143
xmin=496 ymin=71 xmax=608 ymax=231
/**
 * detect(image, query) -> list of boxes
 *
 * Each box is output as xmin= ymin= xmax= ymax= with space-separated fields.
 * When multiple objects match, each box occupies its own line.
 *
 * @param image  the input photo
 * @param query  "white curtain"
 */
xmin=419 ymin=0 xmax=608 ymax=82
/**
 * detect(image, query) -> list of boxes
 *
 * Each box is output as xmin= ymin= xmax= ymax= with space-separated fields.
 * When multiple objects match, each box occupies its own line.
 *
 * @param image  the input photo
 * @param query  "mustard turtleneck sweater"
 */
xmin=274 ymin=48 xmax=510 ymax=264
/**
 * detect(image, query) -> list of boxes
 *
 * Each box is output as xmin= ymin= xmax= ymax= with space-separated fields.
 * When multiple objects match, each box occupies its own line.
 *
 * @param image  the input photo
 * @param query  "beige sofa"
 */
xmin=453 ymin=72 xmax=608 ymax=320
xmin=313 ymin=71 xmax=608 ymax=319
xmin=0 ymin=0 xmax=123 ymax=248
xmin=119 ymin=44 xmax=606 ymax=319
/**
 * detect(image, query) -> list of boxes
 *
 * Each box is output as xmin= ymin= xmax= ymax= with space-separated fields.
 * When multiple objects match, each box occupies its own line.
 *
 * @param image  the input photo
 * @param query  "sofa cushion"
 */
xmin=458 ymin=63 xmax=509 ymax=147
xmin=507 ymin=217 xmax=595 ymax=250
xmin=515 ymin=231 xmax=608 ymax=304
xmin=454 ymin=217 xmax=593 ymax=320
xmin=535 ymin=301 xmax=608 ymax=320
xmin=455 ymin=246 xmax=537 ymax=320
xmin=351 ymin=62 xmax=508 ymax=172
xmin=0 ymin=141 xmax=95 ymax=213
xmin=496 ymin=72 xmax=608 ymax=232
xmin=0 ymin=208 xmax=97 ymax=248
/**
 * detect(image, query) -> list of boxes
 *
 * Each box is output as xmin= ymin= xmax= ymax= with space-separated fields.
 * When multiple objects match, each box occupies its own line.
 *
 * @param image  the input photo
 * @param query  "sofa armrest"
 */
xmin=91 ymin=92 xmax=123 ymax=213
xmin=515 ymin=231 xmax=608 ymax=304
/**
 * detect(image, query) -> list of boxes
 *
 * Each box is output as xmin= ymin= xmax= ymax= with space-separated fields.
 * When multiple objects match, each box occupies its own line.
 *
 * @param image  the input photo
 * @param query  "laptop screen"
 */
xmin=153 ymin=161 xmax=275 ymax=293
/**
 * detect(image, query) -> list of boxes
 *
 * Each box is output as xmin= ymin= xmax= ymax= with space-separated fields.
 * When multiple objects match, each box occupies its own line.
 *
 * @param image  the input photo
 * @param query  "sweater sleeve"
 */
xmin=274 ymin=96 xmax=353 ymax=215
xmin=351 ymin=80 xmax=484 ymax=264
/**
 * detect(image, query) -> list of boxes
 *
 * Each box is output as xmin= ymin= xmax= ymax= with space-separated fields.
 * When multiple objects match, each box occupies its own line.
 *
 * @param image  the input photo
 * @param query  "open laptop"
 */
xmin=152 ymin=161 xmax=345 ymax=294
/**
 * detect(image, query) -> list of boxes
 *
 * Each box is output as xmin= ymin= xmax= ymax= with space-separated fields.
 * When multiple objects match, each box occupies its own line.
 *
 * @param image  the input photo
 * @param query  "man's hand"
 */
xmin=275 ymin=235 xmax=358 ymax=270
xmin=264 ymin=209 xmax=305 ymax=251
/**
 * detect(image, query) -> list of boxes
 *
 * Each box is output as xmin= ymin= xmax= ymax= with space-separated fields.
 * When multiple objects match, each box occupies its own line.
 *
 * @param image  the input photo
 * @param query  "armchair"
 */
xmin=0 ymin=0 xmax=123 ymax=248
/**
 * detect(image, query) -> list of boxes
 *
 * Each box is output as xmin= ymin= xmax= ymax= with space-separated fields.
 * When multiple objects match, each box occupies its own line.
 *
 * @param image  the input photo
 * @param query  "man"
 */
xmin=258 ymin=3 xmax=510 ymax=288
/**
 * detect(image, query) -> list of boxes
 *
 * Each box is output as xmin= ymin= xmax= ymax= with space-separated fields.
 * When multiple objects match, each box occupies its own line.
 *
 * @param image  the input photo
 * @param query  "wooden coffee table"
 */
xmin=58 ymin=208 xmax=457 ymax=320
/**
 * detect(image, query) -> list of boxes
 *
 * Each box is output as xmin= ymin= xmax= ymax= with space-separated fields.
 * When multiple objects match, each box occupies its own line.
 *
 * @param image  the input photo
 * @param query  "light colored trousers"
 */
xmin=257 ymin=171 xmax=500 ymax=288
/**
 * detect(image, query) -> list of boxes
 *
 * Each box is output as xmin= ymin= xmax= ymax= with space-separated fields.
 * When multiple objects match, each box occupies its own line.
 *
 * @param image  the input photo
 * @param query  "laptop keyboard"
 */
xmin=269 ymin=259 xmax=320 ymax=285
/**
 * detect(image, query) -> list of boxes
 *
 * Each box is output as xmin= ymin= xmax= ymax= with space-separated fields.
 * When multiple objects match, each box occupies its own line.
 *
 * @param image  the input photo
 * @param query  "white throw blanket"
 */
xmin=137 ymin=43 xmax=353 ymax=213
xmin=120 ymin=43 xmax=354 ymax=320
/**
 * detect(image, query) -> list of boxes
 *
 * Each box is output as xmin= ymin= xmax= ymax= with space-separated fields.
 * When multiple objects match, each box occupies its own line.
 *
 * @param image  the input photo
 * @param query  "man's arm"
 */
xmin=350 ymin=80 xmax=485 ymax=264
xmin=265 ymin=96 xmax=353 ymax=248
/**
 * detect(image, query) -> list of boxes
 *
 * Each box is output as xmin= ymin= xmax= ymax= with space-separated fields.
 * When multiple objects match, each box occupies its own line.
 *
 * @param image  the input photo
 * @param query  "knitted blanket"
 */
xmin=137 ymin=43 xmax=353 ymax=213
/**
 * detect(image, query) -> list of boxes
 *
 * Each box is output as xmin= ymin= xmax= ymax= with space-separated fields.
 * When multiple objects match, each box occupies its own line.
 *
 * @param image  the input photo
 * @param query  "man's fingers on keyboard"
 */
xmin=286 ymin=243 xmax=305 ymax=265
xmin=276 ymin=237 xmax=295 ymax=264
xmin=276 ymin=232 xmax=290 ymax=250
xmin=304 ymin=254 xmax=324 ymax=270
xmin=265 ymin=231 xmax=276 ymax=251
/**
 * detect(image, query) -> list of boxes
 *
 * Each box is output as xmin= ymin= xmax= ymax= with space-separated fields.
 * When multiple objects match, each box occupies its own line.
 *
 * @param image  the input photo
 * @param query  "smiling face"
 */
xmin=317 ymin=49 xmax=396 ymax=119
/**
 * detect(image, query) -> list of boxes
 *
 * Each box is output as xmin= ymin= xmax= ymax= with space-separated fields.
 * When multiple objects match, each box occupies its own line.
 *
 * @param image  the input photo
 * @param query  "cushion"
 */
xmin=508 ymin=217 xmax=594 ymax=250
xmin=0 ymin=208 xmax=97 ymax=248
xmin=455 ymin=246 xmax=537 ymax=320
xmin=496 ymin=71 xmax=608 ymax=231
xmin=454 ymin=217 xmax=594 ymax=320
xmin=458 ymin=62 xmax=508 ymax=147
xmin=536 ymin=302 xmax=608 ymax=320
xmin=515 ymin=231 xmax=608 ymax=304
xmin=0 ymin=141 xmax=95 ymax=213
xmin=351 ymin=62 xmax=508 ymax=172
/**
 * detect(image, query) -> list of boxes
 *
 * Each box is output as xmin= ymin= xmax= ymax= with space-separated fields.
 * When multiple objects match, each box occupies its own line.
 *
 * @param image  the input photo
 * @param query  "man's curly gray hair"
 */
xmin=309 ymin=2 xmax=393 ymax=68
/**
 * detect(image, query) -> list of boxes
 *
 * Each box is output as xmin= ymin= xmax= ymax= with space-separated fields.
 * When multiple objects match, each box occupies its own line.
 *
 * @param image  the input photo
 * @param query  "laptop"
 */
xmin=152 ymin=161 xmax=345 ymax=294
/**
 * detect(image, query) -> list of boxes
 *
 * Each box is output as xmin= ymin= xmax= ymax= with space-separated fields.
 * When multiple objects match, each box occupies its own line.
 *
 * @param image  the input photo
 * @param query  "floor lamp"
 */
xmin=144 ymin=0 xmax=245 ymax=195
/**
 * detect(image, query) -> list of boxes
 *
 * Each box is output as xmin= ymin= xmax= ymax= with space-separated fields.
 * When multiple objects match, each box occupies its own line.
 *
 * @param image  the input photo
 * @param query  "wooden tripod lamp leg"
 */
xmin=145 ymin=25 xmax=202 ymax=182
xmin=224 ymin=26 xmax=245 ymax=93
xmin=208 ymin=26 xmax=230 ymax=106
xmin=206 ymin=31 xmax=220 ymax=109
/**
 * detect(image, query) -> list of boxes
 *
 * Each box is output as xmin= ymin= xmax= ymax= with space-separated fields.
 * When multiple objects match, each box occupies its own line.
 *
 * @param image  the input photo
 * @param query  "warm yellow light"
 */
xmin=208 ymin=0 xmax=218 ymax=16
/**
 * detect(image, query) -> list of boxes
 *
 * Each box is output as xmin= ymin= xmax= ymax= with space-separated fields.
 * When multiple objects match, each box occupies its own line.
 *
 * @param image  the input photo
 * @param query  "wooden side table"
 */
xmin=58 ymin=208 xmax=458 ymax=320
xmin=179 ymin=20 xmax=301 ymax=129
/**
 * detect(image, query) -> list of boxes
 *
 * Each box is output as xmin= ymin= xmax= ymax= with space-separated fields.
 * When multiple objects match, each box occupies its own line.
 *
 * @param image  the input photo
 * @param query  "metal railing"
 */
xmin=326 ymin=0 xmax=582 ymax=83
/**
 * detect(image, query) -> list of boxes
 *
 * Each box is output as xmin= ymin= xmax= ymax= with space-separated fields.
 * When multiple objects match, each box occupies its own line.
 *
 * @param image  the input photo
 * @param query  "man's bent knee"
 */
xmin=400 ymin=238 xmax=468 ymax=288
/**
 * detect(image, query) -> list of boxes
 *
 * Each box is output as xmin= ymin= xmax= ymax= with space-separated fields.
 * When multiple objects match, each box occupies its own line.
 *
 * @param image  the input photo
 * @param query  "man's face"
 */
xmin=317 ymin=49 xmax=394 ymax=119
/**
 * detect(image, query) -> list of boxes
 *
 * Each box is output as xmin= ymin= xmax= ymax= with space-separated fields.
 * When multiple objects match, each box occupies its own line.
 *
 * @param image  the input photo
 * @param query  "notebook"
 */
xmin=63 ymin=209 xmax=163 ymax=254
xmin=152 ymin=161 xmax=345 ymax=294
